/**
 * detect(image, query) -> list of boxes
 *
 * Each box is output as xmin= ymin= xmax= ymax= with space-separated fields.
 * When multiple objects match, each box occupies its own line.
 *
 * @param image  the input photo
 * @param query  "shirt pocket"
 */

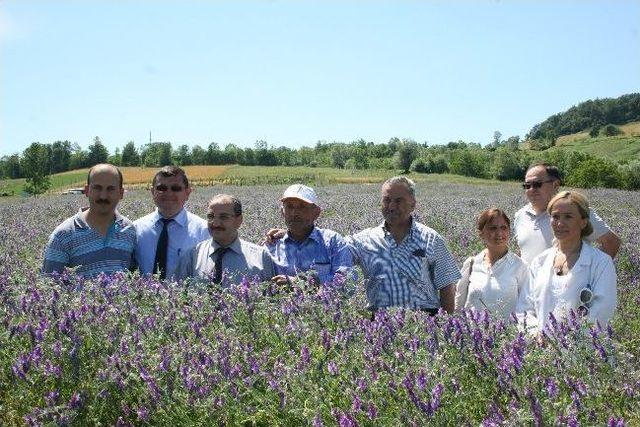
xmin=312 ymin=262 xmax=332 ymax=283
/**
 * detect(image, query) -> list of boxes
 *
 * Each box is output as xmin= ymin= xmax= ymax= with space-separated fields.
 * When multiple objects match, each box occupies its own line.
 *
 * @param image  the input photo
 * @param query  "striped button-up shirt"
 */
xmin=43 ymin=208 xmax=136 ymax=278
xmin=348 ymin=219 xmax=461 ymax=310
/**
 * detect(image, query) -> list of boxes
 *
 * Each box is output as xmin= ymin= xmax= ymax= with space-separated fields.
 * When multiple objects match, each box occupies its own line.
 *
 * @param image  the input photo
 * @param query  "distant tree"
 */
xmin=602 ymin=124 xmax=622 ymax=136
xmin=505 ymin=136 xmax=520 ymax=150
xmin=565 ymin=157 xmax=622 ymax=189
xmin=142 ymin=142 xmax=173 ymax=167
xmin=449 ymin=149 xmax=489 ymax=178
xmin=22 ymin=142 xmax=52 ymax=195
xmin=87 ymin=136 xmax=109 ymax=166
xmin=50 ymin=140 xmax=72 ymax=173
xmin=69 ymin=143 xmax=89 ymax=170
xmin=410 ymin=158 xmax=428 ymax=173
xmin=121 ymin=141 xmax=140 ymax=166
xmin=207 ymin=142 xmax=223 ymax=164
xmin=491 ymin=131 xmax=503 ymax=149
xmin=1 ymin=154 xmax=21 ymax=179
xmin=491 ymin=149 xmax=523 ymax=181
xmin=108 ymin=147 xmax=122 ymax=166
xmin=393 ymin=139 xmax=419 ymax=173
xmin=254 ymin=140 xmax=278 ymax=166
xmin=619 ymin=160 xmax=640 ymax=190
xmin=173 ymin=145 xmax=192 ymax=166
xmin=330 ymin=144 xmax=349 ymax=169
xmin=191 ymin=145 xmax=207 ymax=165
xmin=589 ymin=125 xmax=601 ymax=138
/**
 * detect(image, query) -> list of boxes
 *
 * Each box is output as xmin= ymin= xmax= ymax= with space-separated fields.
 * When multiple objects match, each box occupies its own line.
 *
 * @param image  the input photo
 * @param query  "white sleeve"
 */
xmin=587 ymin=253 xmax=617 ymax=326
xmin=515 ymin=262 xmax=540 ymax=334
xmin=585 ymin=208 xmax=612 ymax=242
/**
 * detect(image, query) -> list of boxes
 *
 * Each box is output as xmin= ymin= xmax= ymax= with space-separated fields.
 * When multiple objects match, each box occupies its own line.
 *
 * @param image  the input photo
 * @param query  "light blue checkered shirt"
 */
xmin=348 ymin=218 xmax=461 ymax=310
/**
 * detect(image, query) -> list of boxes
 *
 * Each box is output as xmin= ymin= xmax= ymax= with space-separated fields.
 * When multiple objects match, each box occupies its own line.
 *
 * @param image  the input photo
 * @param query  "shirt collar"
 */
xmin=381 ymin=216 xmax=416 ymax=239
xmin=74 ymin=207 xmax=126 ymax=229
xmin=210 ymin=237 xmax=242 ymax=255
xmin=154 ymin=208 xmax=187 ymax=227
xmin=524 ymin=203 xmax=547 ymax=219
xmin=283 ymin=226 xmax=321 ymax=244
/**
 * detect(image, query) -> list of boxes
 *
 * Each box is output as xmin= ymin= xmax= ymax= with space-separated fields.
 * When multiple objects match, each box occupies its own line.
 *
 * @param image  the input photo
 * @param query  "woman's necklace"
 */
xmin=554 ymin=242 xmax=582 ymax=276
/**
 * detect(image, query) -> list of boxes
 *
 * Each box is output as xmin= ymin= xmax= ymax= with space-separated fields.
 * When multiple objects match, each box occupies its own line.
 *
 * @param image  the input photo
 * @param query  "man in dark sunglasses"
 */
xmin=133 ymin=166 xmax=209 ymax=279
xmin=513 ymin=163 xmax=620 ymax=264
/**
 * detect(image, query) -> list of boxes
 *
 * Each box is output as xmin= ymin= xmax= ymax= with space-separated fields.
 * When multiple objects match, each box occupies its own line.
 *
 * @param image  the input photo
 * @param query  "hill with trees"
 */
xmin=527 ymin=93 xmax=640 ymax=141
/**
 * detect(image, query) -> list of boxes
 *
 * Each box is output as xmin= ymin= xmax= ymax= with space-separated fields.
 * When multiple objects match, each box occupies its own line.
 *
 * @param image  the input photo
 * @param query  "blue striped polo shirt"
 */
xmin=43 ymin=209 xmax=136 ymax=278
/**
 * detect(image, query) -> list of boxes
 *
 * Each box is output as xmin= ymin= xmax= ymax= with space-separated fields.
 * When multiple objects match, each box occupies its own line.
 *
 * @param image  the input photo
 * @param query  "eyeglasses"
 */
xmin=577 ymin=286 xmax=593 ymax=316
xmin=207 ymin=213 xmax=238 ymax=221
xmin=155 ymin=185 xmax=184 ymax=192
xmin=522 ymin=180 xmax=554 ymax=190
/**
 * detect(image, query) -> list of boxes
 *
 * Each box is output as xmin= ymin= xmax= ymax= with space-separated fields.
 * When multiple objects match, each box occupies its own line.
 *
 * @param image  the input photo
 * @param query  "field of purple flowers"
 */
xmin=1 ymin=182 xmax=639 ymax=426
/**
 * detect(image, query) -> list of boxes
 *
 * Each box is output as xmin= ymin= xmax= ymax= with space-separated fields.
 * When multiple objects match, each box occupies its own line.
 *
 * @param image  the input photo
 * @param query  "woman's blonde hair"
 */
xmin=547 ymin=191 xmax=593 ymax=238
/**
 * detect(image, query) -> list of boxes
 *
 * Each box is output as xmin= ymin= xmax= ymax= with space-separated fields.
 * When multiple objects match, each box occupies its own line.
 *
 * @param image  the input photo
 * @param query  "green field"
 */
xmin=0 ymin=165 xmax=508 ymax=196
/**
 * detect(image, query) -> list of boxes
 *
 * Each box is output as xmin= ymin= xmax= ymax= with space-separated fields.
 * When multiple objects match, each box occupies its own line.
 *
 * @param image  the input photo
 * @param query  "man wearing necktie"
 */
xmin=133 ymin=166 xmax=209 ymax=279
xmin=174 ymin=194 xmax=275 ymax=285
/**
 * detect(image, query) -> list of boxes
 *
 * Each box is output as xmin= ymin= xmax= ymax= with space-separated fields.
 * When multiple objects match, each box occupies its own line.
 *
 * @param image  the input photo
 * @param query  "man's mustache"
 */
xmin=95 ymin=199 xmax=110 ymax=205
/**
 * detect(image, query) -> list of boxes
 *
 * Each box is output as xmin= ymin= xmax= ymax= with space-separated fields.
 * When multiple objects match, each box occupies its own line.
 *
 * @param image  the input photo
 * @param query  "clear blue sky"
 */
xmin=2 ymin=0 xmax=639 ymax=156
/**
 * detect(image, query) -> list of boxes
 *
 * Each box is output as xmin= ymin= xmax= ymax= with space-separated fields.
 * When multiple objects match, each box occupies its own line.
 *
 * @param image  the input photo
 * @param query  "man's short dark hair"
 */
xmin=152 ymin=165 xmax=189 ymax=188
xmin=527 ymin=163 xmax=562 ymax=184
xmin=87 ymin=164 xmax=123 ymax=189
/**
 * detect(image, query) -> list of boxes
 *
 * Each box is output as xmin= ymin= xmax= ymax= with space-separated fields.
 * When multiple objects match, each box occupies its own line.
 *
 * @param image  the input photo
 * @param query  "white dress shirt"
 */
xmin=457 ymin=250 xmax=529 ymax=318
xmin=515 ymin=242 xmax=617 ymax=333
xmin=134 ymin=208 xmax=209 ymax=278
xmin=174 ymin=237 xmax=276 ymax=285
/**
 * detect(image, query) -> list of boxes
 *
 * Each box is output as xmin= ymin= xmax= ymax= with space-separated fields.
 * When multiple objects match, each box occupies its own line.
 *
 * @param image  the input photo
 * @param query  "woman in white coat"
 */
xmin=516 ymin=191 xmax=617 ymax=333
xmin=455 ymin=208 xmax=528 ymax=318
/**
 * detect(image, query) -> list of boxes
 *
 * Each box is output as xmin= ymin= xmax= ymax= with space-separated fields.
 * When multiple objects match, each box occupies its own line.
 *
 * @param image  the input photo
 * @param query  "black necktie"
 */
xmin=154 ymin=218 xmax=173 ymax=279
xmin=214 ymin=247 xmax=230 ymax=284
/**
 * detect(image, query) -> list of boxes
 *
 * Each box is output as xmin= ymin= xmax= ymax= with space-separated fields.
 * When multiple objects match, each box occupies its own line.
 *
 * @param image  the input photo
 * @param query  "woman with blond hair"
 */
xmin=455 ymin=208 xmax=528 ymax=318
xmin=516 ymin=191 xmax=617 ymax=333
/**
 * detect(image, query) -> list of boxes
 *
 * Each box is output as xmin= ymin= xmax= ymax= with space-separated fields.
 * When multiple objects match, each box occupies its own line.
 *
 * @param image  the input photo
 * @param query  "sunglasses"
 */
xmin=577 ymin=286 xmax=593 ymax=317
xmin=522 ymin=180 xmax=553 ymax=190
xmin=155 ymin=185 xmax=184 ymax=192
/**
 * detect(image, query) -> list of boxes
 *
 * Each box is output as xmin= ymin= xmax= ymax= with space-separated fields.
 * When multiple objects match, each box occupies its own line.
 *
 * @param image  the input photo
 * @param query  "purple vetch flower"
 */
xmin=544 ymin=377 xmax=558 ymax=398
xmin=312 ymin=414 xmax=324 ymax=427
xmin=300 ymin=344 xmax=310 ymax=367
xmin=417 ymin=369 xmax=427 ymax=391
xmin=367 ymin=402 xmax=378 ymax=420
xmin=525 ymin=388 xmax=542 ymax=427
xmin=44 ymin=389 xmax=60 ymax=407
xmin=137 ymin=406 xmax=149 ymax=422
xmin=608 ymin=417 xmax=626 ymax=427
xmin=430 ymin=383 xmax=444 ymax=411
xmin=351 ymin=394 xmax=362 ymax=413
xmin=68 ymin=392 xmax=82 ymax=410
xmin=327 ymin=360 xmax=338 ymax=376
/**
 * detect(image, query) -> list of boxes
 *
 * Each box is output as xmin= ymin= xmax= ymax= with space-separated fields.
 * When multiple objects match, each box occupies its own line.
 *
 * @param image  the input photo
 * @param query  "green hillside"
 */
xmin=547 ymin=121 xmax=640 ymax=162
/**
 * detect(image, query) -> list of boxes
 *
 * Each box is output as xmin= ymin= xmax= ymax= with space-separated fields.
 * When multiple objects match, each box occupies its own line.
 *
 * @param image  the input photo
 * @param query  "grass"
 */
xmin=0 ymin=165 xmax=506 ymax=197
xmin=553 ymin=120 xmax=640 ymax=162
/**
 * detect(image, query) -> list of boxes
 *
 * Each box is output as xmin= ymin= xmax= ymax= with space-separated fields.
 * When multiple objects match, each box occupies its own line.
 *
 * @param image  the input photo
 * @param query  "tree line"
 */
xmin=2 ymin=133 xmax=639 ymax=195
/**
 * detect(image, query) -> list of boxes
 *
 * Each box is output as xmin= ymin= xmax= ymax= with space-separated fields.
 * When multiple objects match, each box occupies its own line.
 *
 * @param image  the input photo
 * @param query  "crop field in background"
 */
xmin=1 ymin=181 xmax=639 ymax=425
xmin=0 ymin=166 xmax=505 ymax=196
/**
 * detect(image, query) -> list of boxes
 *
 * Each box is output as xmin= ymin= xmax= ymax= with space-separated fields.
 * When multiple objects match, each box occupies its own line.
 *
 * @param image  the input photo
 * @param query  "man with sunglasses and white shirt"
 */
xmin=513 ymin=163 xmax=621 ymax=264
xmin=134 ymin=166 xmax=209 ymax=279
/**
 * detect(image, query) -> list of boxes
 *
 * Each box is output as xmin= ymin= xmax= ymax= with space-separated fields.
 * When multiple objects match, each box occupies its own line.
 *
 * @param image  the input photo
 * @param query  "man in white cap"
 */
xmin=266 ymin=184 xmax=354 ymax=287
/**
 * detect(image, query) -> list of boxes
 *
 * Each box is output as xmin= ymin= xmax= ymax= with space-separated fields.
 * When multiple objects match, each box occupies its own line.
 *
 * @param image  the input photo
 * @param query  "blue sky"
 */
xmin=1 ymin=0 xmax=639 ymax=156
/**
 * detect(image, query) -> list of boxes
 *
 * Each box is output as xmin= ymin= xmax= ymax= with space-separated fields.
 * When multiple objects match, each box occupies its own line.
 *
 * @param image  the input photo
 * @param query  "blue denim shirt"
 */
xmin=266 ymin=226 xmax=354 ymax=284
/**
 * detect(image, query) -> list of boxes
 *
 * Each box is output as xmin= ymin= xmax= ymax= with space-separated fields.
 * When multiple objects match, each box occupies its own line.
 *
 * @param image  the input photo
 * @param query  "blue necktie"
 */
xmin=154 ymin=218 xmax=173 ymax=279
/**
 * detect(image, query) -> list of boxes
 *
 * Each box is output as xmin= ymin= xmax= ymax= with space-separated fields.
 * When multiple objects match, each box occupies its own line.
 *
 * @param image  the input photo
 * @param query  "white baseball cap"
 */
xmin=280 ymin=184 xmax=318 ymax=206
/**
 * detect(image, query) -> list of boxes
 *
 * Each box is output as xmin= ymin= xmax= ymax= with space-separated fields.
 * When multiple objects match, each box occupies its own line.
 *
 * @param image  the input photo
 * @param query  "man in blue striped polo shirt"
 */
xmin=43 ymin=164 xmax=136 ymax=278
xmin=349 ymin=176 xmax=461 ymax=315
